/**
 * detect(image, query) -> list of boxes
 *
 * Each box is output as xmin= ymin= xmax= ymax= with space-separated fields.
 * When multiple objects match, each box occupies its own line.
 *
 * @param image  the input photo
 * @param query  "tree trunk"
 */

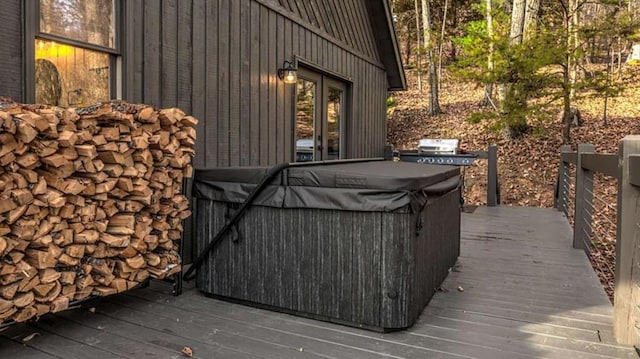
xmin=504 ymin=0 xmax=513 ymax=14
xmin=498 ymin=0 xmax=527 ymax=139
xmin=509 ymin=0 xmax=526 ymax=45
xmin=414 ymin=0 xmax=423 ymax=94
xmin=569 ymin=0 xmax=579 ymax=100
xmin=422 ymin=0 xmax=442 ymax=115
xmin=562 ymin=62 xmax=572 ymax=144
xmin=438 ymin=0 xmax=449 ymax=91
xmin=404 ymin=34 xmax=412 ymax=66
xmin=481 ymin=0 xmax=495 ymax=107
xmin=604 ymin=47 xmax=613 ymax=125
xmin=523 ymin=0 xmax=540 ymax=41
xmin=617 ymin=37 xmax=624 ymax=77
xmin=561 ymin=0 xmax=578 ymax=144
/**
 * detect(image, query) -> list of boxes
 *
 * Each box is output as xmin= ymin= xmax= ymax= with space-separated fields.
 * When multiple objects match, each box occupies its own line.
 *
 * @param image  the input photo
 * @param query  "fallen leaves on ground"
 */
xmin=388 ymin=69 xmax=640 ymax=302
xmin=21 ymin=332 xmax=40 ymax=342
xmin=182 ymin=346 xmax=193 ymax=357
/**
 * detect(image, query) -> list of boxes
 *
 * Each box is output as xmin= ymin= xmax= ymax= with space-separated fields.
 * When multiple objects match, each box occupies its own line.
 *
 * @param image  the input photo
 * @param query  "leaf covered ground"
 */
xmin=387 ymin=69 xmax=640 ymax=207
xmin=387 ymin=69 xmax=640 ymax=300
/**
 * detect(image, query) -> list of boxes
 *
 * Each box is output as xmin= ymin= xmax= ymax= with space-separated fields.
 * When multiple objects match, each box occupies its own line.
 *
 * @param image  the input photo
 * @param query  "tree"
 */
xmin=495 ymin=0 xmax=541 ymax=139
xmin=415 ymin=0 xmax=424 ymax=93
xmin=455 ymin=0 xmax=562 ymax=139
xmin=579 ymin=1 xmax=639 ymax=126
xmin=481 ymin=0 xmax=496 ymax=107
xmin=422 ymin=0 xmax=442 ymax=115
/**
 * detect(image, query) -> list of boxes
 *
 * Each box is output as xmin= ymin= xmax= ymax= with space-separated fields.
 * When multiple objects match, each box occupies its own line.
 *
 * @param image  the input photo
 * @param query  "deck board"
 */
xmin=1 ymin=206 xmax=636 ymax=358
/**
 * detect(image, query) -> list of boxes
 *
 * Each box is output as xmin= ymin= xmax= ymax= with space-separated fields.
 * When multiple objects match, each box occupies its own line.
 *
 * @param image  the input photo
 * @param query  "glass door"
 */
xmin=324 ymin=78 xmax=346 ymax=161
xmin=295 ymin=68 xmax=348 ymax=162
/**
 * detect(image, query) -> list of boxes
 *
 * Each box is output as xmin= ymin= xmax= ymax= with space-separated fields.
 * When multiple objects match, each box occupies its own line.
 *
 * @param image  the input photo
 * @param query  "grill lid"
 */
xmin=418 ymin=138 xmax=459 ymax=155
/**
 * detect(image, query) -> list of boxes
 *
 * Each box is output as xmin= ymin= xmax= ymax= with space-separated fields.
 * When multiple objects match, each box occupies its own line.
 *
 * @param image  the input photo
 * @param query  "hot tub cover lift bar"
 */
xmin=182 ymin=158 xmax=386 ymax=282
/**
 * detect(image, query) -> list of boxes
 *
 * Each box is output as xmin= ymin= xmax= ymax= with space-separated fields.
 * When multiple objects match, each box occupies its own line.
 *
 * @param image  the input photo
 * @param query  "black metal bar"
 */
xmin=487 ymin=145 xmax=498 ymax=206
xmin=172 ymin=179 xmax=189 ymax=296
xmin=468 ymin=150 xmax=489 ymax=159
xmin=561 ymin=152 xmax=578 ymax=165
xmin=581 ymin=153 xmax=619 ymax=178
xmin=23 ymin=0 xmax=38 ymax=103
xmin=629 ymin=154 xmax=640 ymax=187
xmin=396 ymin=153 xmax=477 ymax=166
xmin=0 ymin=278 xmax=150 ymax=330
xmin=183 ymin=162 xmax=291 ymax=281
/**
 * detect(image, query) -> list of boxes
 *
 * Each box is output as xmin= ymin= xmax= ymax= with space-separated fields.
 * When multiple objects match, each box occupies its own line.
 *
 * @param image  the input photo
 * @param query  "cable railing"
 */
xmin=555 ymin=145 xmax=619 ymax=300
xmin=554 ymin=136 xmax=640 ymax=345
xmin=557 ymin=162 xmax=576 ymax=225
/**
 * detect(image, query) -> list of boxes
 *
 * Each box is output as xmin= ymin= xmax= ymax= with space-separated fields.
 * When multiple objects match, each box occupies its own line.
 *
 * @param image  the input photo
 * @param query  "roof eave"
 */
xmin=366 ymin=0 xmax=407 ymax=91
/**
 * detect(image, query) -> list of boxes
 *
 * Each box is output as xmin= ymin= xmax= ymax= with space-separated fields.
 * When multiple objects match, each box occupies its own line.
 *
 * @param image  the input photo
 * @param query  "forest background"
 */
xmin=386 ymin=0 xmax=640 ymax=298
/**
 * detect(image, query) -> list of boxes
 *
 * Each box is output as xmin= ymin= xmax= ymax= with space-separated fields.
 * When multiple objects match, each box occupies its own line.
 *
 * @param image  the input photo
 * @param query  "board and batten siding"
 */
xmin=0 ymin=0 xmax=24 ymax=102
xmin=275 ymin=0 xmax=381 ymax=63
xmin=123 ymin=0 xmax=390 ymax=169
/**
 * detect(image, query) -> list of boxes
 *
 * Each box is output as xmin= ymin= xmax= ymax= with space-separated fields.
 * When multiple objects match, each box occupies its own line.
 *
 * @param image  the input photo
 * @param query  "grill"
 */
xmin=391 ymin=140 xmax=501 ymax=206
xmin=400 ymin=138 xmax=477 ymax=166
xmin=419 ymin=138 xmax=460 ymax=155
xmin=296 ymin=139 xmax=314 ymax=162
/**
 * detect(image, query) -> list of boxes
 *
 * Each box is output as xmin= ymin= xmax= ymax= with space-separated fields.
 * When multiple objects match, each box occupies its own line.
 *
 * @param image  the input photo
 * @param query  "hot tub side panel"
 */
xmin=415 ymin=189 xmax=461 ymax=310
xmin=380 ymin=188 xmax=461 ymax=329
xmin=196 ymin=201 xmax=385 ymax=328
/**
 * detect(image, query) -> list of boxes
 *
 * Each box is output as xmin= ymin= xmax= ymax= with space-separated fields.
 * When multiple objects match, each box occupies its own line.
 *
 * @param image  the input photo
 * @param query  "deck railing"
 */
xmin=392 ymin=145 xmax=500 ymax=206
xmin=554 ymin=135 xmax=640 ymax=345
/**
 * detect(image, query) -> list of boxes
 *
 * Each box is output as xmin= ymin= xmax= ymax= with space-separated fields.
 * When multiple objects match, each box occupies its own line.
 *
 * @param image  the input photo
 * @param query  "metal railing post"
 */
xmin=573 ymin=143 xmax=594 ymax=251
xmin=555 ymin=145 xmax=571 ymax=213
xmin=614 ymin=135 xmax=640 ymax=345
xmin=487 ymin=145 xmax=499 ymax=207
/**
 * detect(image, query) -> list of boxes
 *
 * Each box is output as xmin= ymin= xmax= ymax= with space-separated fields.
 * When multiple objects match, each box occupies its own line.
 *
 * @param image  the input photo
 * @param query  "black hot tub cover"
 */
xmin=193 ymin=161 xmax=460 ymax=213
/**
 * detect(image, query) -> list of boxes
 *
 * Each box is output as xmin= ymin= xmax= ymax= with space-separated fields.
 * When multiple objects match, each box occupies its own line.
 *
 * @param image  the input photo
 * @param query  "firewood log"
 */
xmin=0 ymin=101 xmax=196 ymax=325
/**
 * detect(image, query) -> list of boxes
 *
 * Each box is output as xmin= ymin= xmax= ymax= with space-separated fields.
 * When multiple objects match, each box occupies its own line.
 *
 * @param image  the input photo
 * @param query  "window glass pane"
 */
xmin=36 ymin=39 xmax=110 ymax=106
xmin=296 ymin=79 xmax=316 ymax=162
xmin=40 ymin=0 xmax=114 ymax=48
xmin=327 ymin=87 xmax=342 ymax=160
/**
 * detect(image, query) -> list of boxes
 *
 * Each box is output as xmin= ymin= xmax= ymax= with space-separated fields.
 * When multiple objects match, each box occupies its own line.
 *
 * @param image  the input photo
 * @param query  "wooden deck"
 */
xmin=1 ymin=206 xmax=636 ymax=358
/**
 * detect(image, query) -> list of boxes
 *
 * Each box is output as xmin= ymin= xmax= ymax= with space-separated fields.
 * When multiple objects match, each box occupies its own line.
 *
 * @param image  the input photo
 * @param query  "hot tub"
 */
xmin=193 ymin=160 xmax=461 ymax=331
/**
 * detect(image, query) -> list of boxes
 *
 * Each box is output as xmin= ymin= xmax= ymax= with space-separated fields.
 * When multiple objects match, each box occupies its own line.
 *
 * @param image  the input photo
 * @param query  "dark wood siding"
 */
xmin=123 ymin=0 xmax=390 ymax=168
xmin=0 ymin=0 xmax=23 ymax=101
xmin=274 ymin=0 xmax=379 ymax=62
xmin=0 ymin=1 xmax=392 ymax=168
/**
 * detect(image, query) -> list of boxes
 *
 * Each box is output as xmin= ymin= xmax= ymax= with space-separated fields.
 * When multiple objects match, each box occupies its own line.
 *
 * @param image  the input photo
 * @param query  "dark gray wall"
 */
xmin=0 ymin=0 xmax=23 ymax=101
xmin=124 ymin=0 xmax=390 ymax=169
xmin=2 ymin=0 xmax=390 ymax=167
xmin=275 ymin=0 xmax=381 ymax=63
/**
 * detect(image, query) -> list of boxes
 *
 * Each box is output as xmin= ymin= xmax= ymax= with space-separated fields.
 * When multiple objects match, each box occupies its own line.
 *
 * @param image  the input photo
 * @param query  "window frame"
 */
xmin=24 ymin=0 xmax=123 ymax=104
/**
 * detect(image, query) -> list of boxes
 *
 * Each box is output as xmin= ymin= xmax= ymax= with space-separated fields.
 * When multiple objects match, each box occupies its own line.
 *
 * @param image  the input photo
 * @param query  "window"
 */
xmin=295 ymin=67 xmax=349 ymax=162
xmin=31 ymin=0 xmax=120 ymax=106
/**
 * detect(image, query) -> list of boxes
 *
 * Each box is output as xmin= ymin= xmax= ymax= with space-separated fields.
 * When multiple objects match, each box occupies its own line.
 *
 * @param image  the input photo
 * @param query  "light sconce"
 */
xmin=277 ymin=61 xmax=297 ymax=84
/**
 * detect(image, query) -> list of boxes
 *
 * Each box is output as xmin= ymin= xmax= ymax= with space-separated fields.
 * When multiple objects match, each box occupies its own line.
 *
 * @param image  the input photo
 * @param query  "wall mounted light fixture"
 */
xmin=277 ymin=61 xmax=297 ymax=84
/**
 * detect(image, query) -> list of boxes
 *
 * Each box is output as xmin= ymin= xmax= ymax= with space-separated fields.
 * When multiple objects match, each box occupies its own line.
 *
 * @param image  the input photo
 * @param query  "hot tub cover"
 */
xmin=193 ymin=161 xmax=460 ymax=213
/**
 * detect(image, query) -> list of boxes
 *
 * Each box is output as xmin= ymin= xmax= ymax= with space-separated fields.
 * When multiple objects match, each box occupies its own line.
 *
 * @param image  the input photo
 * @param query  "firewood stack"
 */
xmin=0 ymin=100 xmax=195 ymax=324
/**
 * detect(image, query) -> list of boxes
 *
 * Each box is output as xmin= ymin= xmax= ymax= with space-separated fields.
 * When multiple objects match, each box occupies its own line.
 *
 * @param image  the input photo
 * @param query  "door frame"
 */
xmin=293 ymin=64 xmax=351 ymax=162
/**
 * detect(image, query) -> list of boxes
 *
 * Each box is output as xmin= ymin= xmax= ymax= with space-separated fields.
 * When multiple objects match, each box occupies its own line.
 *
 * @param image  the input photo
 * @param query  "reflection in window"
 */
xmin=296 ymin=79 xmax=316 ymax=162
xmin=40 ymin=0 xmax=114 ymax=48
xmin=327 ymin=88 xmax=341 ymax=160
xmin=35 ymin=39 xmax=110 ymax=106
